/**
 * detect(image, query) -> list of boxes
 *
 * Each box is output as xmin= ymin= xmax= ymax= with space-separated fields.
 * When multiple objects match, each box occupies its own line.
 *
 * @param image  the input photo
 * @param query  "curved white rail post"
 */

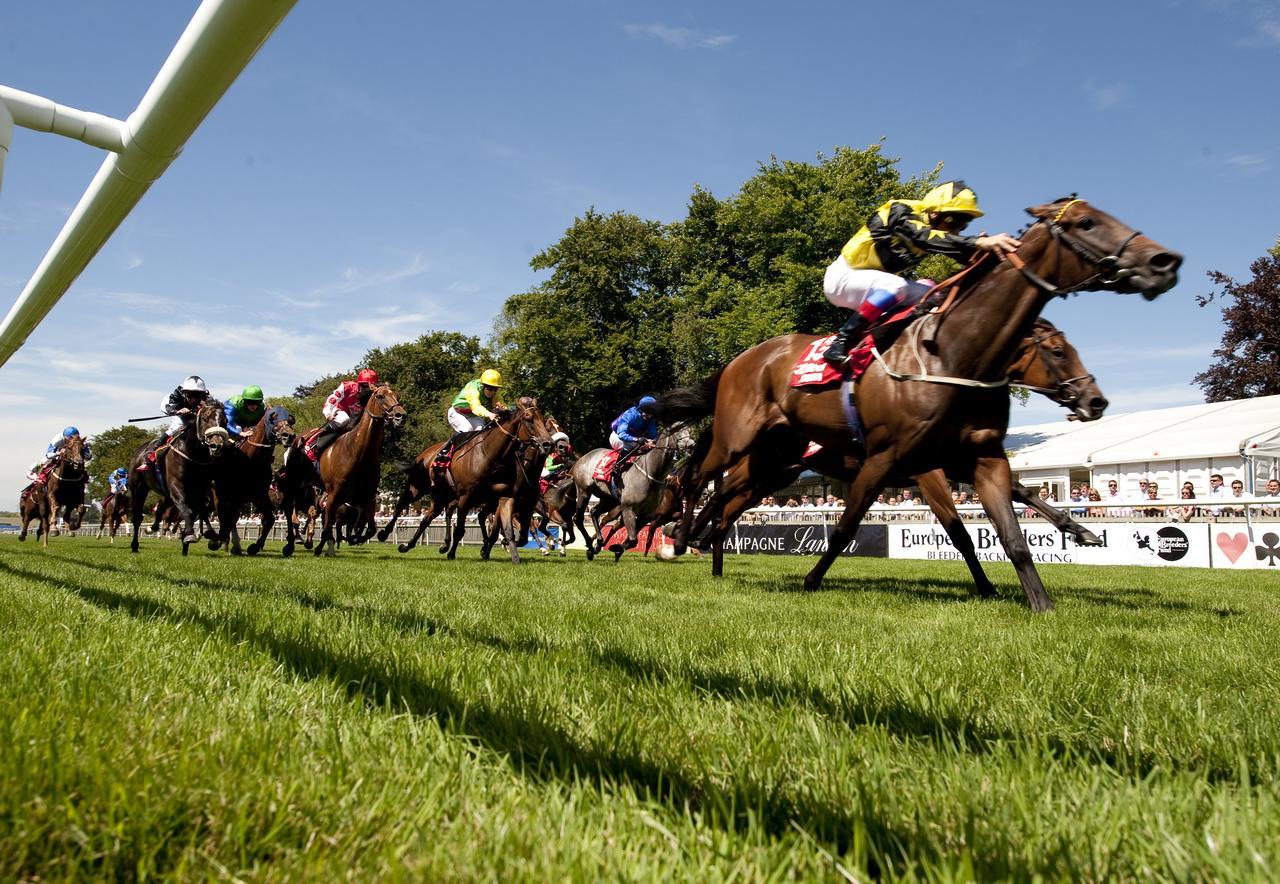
xmin=0 ymin=0 xmax=300 ymax=369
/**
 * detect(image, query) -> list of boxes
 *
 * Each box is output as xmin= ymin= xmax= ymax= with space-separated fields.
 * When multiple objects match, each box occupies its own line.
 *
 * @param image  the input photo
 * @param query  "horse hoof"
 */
xmin=376 ymin=529 xmax=389 ymax=542
xmin=230 ymin=547 xmax=243 ymax=557
xmin=247 ymin=546 xmax=260 ymax=557
xmin=1077 ymin=530 xmax=1103 ymax=547
xmin=802 ymin=577 xmax=822 ymax=592
xmin=397 ymin=543 xmax=412 ymax=554
xmin=303 ymin=540 xmax=314 ymax=550
xmin=282 ymin=546 xmax=294 ymax=558
xmin=447 ymin=551 xmax=456 ymax=560
xmin=313 ymin=546 xmax=323 ymax=557
xmin=607 ymin=544 xmax=624 ymax=554
xmin=181 ymin=544 xmax=190 ymax=557
xmin=208 ymin=539 xmax=221 ymax=551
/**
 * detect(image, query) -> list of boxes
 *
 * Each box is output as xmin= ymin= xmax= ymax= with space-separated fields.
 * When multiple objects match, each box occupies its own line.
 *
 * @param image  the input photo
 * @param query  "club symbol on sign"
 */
xmin=1257 ymin=532 xmax=1280 ymax=567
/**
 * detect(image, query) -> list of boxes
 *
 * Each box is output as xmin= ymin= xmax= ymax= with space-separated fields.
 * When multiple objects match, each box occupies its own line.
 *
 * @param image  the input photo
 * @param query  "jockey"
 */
xmin=540 ymin=432 xmax=573 ymax=489
xmin=224 ymin=385 xmax=266 ymax=438
xmin=107 ymin=467 xmax=128 ymax=496
xmin=609 ymin=396 xmax=659 ymax=477
xmin=448 ymin=369 xmax=505 ymax=434
xmin=43 ymin=426 xmax=93 ymax=467
xmin=161 ymin=376 xmax=211 ymax=439
xmin=308 ymin=368 xmax=379 ymax=460
xmin=822 ymin=180 xmax=1021 ymax=366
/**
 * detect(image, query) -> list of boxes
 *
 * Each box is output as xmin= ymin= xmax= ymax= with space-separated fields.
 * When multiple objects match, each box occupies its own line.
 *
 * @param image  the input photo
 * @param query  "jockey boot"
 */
xmin=823 ymin=312 xmax=870 ymax=367
xmin=307 ymin=421 xmax=343 ymax=462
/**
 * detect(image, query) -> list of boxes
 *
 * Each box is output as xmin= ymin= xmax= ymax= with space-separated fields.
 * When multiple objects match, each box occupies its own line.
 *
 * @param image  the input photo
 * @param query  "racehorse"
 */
xmin=271 ymin=473 xmax=319 ymax=555
xmin=210 ymin=405 xmax=295 ymax=556
xmin=304 ymin=384 xmax=406 ymax=557
xmin=663 ymin=198 xmax=1180 ymax=610
xmin=19 ymin=435 xmax=90 ymax=546
xmin=675 ymin=318 xmax=1109 ymax=587
xmin=570 ymin=424 xmax=695 ymax=561
xmin=380 ymin=397 xmax=554 ymax=560
xmin=97 ymin=490 xmax=131 ymax=542
xmin=129 ymin=401 xmax=230 ymax=556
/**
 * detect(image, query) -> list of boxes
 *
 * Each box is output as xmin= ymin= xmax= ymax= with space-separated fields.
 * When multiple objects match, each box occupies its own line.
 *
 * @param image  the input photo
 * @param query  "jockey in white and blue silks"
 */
xmin=609 ymin=396 xmax=660 ymax=456
xmin=108 ymin=468 xmax=128 ymax=496
xmin=44 ymin=426 xmax=92 ymax=466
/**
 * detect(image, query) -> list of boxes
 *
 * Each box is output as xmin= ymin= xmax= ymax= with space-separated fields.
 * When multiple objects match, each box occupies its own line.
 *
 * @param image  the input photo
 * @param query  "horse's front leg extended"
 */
xmin=1012 ymin=482 xmax=1101 ymax=546
xmin=439 ymin=503 xmax=455 ymax=555
xmin=250 ymin=494 xmax=274 ymax=555
xmin=975 ymin=454 xmax=1054 ymax=612
xmin=314 ymin=492 xmax=340 ymax=557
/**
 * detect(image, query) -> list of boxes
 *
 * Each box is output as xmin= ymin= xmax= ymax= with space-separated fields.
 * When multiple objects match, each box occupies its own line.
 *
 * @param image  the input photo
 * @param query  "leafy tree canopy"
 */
xmin=1193 ymin=241 xmax=1280 ymax=401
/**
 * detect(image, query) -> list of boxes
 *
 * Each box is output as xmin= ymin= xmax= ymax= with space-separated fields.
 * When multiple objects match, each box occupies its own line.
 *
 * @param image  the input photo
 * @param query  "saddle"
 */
xmin=432 ymin=429 xmax=484 ymax=476
xmin=592 ymin=449 xmax=622 ymax=483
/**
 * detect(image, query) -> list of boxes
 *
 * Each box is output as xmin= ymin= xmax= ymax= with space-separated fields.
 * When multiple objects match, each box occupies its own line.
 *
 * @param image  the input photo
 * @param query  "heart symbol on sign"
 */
xmin=1216 ymin=532 xmax=1249 ymax=564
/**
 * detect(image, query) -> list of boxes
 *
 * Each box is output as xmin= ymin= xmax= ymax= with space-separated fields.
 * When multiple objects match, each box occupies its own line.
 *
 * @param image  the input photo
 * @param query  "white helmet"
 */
xmin=181 ymin=375 xmax=208 ymax=393
xmin=551 ymin=431 xmax=570 ymax=444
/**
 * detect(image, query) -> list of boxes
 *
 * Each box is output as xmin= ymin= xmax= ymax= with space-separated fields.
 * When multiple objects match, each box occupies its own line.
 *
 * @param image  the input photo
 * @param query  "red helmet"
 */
xmin=356 ymin=368 xmax=380 ymax=385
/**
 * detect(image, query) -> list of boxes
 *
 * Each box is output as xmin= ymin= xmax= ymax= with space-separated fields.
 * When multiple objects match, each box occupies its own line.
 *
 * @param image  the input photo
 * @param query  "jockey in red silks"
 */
xmin=307 ymin=368 xmax=379 ymax=461
xmin=540 ymin=432 xmax=573 ymax=494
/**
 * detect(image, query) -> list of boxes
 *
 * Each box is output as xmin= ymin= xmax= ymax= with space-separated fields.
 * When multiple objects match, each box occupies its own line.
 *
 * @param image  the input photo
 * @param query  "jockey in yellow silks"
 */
xmin=821 ymin=180 xmax=1021 ymax=366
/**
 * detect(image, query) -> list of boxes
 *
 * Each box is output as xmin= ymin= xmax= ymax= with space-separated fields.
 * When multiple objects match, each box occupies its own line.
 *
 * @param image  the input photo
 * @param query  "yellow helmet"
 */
xmin=921 ymin=180 xmax=984 ymax=218
xmin=480 ymin=369 xmax=503 ymax=387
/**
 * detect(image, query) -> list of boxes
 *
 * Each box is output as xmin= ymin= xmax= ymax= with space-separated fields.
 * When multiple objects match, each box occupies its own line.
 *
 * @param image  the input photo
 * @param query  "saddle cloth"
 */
xmin=593 ymin=449 xmax=621 ymax=482
xmin=789 ymin=303 xmax=920 ymax=388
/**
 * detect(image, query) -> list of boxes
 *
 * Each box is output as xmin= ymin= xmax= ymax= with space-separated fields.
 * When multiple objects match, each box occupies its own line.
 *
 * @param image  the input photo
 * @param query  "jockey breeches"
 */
xmin=609 ymin=433 xmax=642 ymax=453
xmin=823 ymin=256 xmax=931 ymax=322
xmin=448 ymin=408 xmax=487 ymax=433
xmin=164 ymin=416 xmax=185 ymax=436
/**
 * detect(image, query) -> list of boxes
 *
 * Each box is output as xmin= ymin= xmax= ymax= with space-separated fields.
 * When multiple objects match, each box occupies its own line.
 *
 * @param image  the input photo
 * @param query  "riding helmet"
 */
xmin=480 ymin=369 xmax=503 ymax=387
xmin=921 ymin=180 xmax=984 ymax=218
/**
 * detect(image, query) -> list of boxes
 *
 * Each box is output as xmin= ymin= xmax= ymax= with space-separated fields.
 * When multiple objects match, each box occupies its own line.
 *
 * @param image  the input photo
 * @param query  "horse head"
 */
xmin=265 ymin=405 xmax=297 ymax=446
xmin=1010 ymin=319 xmax=1109 ymax=421
xmin=56 ymin=435 xmax=88 ymax=479
xmin=1024 ymin=198 xmax=1181 ymax=300
xmin=366 ymin=384 xmax=407 ymax=428
xmin=512 ymin=396 xmax=555 ymax=453
xmin=196 ymin=401 xmax=231 ymax=457
xmin=664 ymin=422 xmax=698 ymax=456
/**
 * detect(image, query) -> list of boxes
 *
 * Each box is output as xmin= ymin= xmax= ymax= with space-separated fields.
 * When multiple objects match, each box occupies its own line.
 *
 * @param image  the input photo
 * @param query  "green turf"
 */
xmin=0 ymin=536 xmax=1277 ymax=881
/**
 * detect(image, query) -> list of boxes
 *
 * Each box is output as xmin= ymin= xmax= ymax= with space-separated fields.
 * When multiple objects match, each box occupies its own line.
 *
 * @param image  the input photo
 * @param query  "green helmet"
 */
xmin=241 ymin=385 xmax=264 ymax=401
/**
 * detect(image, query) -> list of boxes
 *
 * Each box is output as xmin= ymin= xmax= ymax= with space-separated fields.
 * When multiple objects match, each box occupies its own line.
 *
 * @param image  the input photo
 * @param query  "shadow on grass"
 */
xmin=0 ymin=556 xmax=907 ymax=870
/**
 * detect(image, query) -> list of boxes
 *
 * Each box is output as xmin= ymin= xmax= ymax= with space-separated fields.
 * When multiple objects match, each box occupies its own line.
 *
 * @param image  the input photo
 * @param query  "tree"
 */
xmin=1193 ymin=241 xmax=1280 ymax=402
xmin=86 ymin=424 xmax=153 ymax=501
xmin=494 ymin=209 xmax=677 ymax=447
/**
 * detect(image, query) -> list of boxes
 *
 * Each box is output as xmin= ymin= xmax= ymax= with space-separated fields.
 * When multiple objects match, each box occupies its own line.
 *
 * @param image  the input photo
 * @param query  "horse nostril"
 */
xmin=1148 ymin=251 xmax=1181 ymax=273
xmin=1091 ymin=396 xmax=1108 ymax=413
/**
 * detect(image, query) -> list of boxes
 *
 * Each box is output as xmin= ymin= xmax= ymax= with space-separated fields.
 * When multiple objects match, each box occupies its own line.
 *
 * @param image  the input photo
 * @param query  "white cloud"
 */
xmin=623 ymin=23 xmax=737 ymax=49
xmin=1086 ymin=341 xmax=1217 ymax=366
xmin=102 ymin=290 xmax=181 ymax=310
xmin=1224 ymin=152 xmax=1270 ymax=175
xmin=307 ymin=252 xmax=428 ymax=299
xmin=1086 ymin=81 xmax=1129 ymax=110
xmin=122 ymin=255 xmax=144 ymax=271
xmin=333 ymin=311 xmax=440 ymax=345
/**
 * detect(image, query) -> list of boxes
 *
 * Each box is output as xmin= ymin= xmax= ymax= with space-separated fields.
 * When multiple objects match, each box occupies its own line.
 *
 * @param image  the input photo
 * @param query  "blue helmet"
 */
xmin=638 ymin=396 xmax=658 ymax=409
xmin=113 ymin=467 xmax=127 ymax=477
xmin=62 ymin=426 xmax=80 ymax=438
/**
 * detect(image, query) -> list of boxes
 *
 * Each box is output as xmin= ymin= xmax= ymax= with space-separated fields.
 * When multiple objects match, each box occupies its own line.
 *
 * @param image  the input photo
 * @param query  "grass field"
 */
xmin=1 ymin=536 xmax=1277 ymax=881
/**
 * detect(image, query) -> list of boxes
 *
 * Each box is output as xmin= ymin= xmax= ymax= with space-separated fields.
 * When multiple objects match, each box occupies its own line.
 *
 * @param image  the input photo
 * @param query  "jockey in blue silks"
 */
xmin=609 ymin=396 xmax=660 ymax=481
xmin=108 ymin=467 xmax=128 ymax=496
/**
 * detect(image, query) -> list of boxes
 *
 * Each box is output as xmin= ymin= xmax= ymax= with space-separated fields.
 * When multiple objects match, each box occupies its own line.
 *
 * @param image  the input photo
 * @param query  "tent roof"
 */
xmin=1007 ymin=395 xmax=1280 ymax=470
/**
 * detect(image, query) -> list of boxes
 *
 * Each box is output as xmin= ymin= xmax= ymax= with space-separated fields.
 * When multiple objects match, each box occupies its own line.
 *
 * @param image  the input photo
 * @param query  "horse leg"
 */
xmin=250 ymin=497 xmax=274 ymax=556
xmin=613 ymin=507 xmax=640 ymax=562
xmin=130 ymin=485 xmax=149 ymax=553
xmin=398 ymin=497 xmax=441 ymax=554
xmin=803 ymin=453 xmax=895 ymax=592
xmin=448 ymin=496 xmax=478 ymax=560
xmin=1012 ymin=482 xmax=1101 ymax=546
xmin=501 ymin=499 xmax=522 ymax=564
xmin=313 ymin=493 xmax=339 ymax=557
xmin=974 ymin=454 xmax=1054 ymax=612
xmin=439 ymin=503 xmax=455 ymax=555
xmin=917 ymin=470 xmax=995 ymax=599
xmin=40 ymin=495 xmax=52 ymax=548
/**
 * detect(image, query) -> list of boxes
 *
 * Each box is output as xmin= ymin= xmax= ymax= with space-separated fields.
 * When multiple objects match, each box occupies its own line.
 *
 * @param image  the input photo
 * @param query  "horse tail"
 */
xmin=658 ymin=367 xmax=723 ymax=423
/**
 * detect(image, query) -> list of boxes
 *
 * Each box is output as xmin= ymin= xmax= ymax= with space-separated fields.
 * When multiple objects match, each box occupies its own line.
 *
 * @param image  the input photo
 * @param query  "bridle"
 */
xmin=1006 ymin=198 xmax=1143 ymax=297
xmin=1014 ymin=325 xmax=1096 ymax=409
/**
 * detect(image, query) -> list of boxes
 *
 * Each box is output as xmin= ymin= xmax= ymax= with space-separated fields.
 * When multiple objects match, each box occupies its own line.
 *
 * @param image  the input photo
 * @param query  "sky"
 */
xmin=1 ymin=0 xmax=1277 ymax=498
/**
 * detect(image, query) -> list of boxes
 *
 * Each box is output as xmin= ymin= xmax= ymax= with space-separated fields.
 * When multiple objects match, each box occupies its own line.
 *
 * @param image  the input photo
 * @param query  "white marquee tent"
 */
xmin=1006 ymin=394 xmax=1280 ymax=500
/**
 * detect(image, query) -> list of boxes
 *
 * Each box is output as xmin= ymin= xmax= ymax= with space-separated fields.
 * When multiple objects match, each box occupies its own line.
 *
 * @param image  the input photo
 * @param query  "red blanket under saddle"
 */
xmin=789 ymin=305 xmax=918 ymax=388
xmin=592 ymin=449 xmax=621 ymax=482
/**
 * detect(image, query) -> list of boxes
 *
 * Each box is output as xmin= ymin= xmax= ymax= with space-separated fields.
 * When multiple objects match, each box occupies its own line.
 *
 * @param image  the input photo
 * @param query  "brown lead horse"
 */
xmin=665 ymin=198 xmax=1180 ymax=611
xmin=305 ymin=384 xmax=406 ymax=557
xmin=676 ymin=318 xmax=1108 ymax=590
xmin=19 ymin=436 xmax=90 ymax=546
xmin=129 ymin=402 xmax=231 ymax=556
xmin=379 ymin=397 xmax=554 ymax=560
